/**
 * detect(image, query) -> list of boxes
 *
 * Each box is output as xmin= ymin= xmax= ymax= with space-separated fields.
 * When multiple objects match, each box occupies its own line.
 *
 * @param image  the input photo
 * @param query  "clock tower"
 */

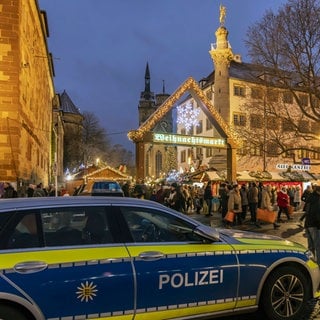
xmin=138 ymin=63 xmax=156 ymax=125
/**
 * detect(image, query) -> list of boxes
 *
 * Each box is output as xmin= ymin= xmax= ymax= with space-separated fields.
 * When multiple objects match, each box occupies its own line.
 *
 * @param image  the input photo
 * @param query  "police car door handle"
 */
xmin=139 ymin=251 xmax=164 ymax=261
xmin=14 ymin=261 xmax=48 ymax=274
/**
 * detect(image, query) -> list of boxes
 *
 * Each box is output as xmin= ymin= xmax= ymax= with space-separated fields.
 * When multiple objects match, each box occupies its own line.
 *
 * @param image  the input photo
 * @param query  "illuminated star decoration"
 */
xmin=76 ymin=281 xmax=98 ymax=302
xmin=176 ymin=101 xmax=200 ymax=133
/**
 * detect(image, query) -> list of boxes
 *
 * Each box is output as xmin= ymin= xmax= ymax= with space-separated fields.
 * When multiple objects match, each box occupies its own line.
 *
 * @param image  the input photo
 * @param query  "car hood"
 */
xmin=216 ymin=227 xmax=307 ymax=251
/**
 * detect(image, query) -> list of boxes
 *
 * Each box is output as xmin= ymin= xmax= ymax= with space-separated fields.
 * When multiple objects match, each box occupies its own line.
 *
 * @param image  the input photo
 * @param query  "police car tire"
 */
xmin=0 ymin=304 xmax=30 ymax=320
xmin=260 ymin=266 xmax=312 ymax=320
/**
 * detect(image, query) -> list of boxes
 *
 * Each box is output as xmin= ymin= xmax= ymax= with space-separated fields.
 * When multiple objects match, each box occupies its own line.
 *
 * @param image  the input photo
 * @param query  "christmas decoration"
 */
xmin=176 ymin=102 xmax=200 ymax=133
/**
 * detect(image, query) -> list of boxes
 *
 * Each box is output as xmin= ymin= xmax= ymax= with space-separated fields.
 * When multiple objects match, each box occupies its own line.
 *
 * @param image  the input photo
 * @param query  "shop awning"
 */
xmin=269 ymin=172 xmax=287 ymax=181
xmin=206 ymin=171 xmax=223 ymax=181
xmin=236 ymin=171 xmax=256 ymax=182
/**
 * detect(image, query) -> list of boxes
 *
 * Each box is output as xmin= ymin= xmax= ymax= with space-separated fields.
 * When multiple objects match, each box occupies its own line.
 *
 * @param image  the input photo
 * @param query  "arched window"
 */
xmin=155 ymin=151 xmax=162 ymax=178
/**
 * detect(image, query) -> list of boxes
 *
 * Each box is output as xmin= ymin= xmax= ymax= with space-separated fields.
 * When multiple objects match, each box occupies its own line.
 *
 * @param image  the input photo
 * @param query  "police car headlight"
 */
xmin=306 ymin=250 xmax=317 ymax=263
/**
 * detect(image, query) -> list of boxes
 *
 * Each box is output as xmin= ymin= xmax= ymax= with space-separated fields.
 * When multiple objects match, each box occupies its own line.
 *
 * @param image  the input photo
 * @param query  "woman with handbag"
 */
xmin=259 ymin=184 xmax=280 ymax=229
xmin=227 ymin=184 xmax=242 ymax=226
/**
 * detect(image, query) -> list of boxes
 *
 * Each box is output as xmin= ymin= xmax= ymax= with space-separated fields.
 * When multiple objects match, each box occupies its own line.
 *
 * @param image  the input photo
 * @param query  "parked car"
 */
xmin=0 ymin=196 xmax=319 ymax=320
xmin=75 ymin=180 xmax=124 ymax=197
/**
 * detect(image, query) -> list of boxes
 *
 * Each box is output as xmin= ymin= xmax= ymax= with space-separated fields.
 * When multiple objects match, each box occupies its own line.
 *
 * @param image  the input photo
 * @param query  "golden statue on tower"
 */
xmin=219 ymin=4 xmax=226 ymax=26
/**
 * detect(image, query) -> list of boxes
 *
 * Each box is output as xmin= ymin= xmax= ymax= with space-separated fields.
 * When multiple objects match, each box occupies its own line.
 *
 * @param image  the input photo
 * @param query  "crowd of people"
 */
xmin=140 ymin=181 xmax=305 ymax=227
xmin=143 ymin=181 xmax=320 ymax=265
xmin=0 ymin=182 xmax=70 ymax=198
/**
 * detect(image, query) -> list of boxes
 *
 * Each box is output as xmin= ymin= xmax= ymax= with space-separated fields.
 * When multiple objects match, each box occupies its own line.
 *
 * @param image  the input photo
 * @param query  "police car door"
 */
xmin=1 ymin=207 xmax=135 ymax=320
xmin=120 ymin=206 xmax=239 ymax=320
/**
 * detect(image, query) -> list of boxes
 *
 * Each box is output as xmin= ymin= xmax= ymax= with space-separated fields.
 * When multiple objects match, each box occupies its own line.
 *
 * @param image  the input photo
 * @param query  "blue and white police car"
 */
xmin=0 ymin=196 xmax=318 ymax=320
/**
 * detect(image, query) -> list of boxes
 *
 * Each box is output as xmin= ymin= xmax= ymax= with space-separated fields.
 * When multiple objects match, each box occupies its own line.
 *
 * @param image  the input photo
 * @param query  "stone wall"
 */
xmin=0 ymin=0 xmax=55 ymax=187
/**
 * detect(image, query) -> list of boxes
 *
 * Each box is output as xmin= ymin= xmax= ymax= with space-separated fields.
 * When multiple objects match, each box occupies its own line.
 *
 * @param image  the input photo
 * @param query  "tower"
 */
xmin=138 ymin=63 xmax=156 ymax=125
xmin=209 ymin=5 xmax=234 ymax=122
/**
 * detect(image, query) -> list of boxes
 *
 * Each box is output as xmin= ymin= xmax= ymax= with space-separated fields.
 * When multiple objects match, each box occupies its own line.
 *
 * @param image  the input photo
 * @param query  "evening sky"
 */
xmin=38 ymin=0 xmax=287 ymax=152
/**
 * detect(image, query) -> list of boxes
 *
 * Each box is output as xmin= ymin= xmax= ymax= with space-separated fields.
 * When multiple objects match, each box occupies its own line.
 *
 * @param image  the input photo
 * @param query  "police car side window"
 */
xmin=7 ymin=213 xmax=40 ymax=249
xmin=121 ymin=207 xmax=201 ymax=243
xmin=42 ymin=206 xmax=113 ymax=246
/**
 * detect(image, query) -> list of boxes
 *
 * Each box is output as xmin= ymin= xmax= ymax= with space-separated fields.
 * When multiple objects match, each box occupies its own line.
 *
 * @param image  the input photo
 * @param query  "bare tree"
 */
xmin=82 ymin=111 xmax=112 ymax=166
xmin=242 ymin=0 xmax=320 ymax=161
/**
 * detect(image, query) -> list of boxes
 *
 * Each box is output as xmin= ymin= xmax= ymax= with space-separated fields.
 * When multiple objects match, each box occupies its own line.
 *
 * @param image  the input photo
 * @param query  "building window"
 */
xmin=180 ymin=128 xmax=186 ymax=135
xmin=283 ymin=91 xmax=293 ymax=104
xmin=233 ymin=113 xmax=246 ymax=126
xmin=233 ymin=85 xmax=246 ymax=97
xmin=155 ymin=151 xmax=162 ymax=178
xmin=266 ymin=89 xmax=278 ymax=103
xmin=311 ymin=121 xmax=320 ymax=135
xmin=315 ymin=147 xmax=320 ymax=160
xmin=266 ymin=142 xmax=278 ymax=156
xmin=238 ymin=141 xmax=248 ymax=155
xmin=299 ymin=94 xmax=308 ymax=107
xmin=283 ymin=147 xmax=293 ymax=158
xmin=206 ymin=90 xmax=212 ymax=100
xmin=250 ymin=144 xmax=262 ymax=156
xmin=206 ymin=119 xmax=213 ymax=130
xmin=196 ymin=147 xmax=202 ymax=158
xmin=311 ymin=96 xmax=320 ymax=108
xmin=250 ymin=114 xmax=263 ymax=129
xmin=266 ymin=116 xmax=278 ymax=130
xmin=298 ymin=120 xmax=310 ymax=133
xmin=282 ymin=119 xmax=295 ymax=132
xmin=181 ymin=150 xmax=186 ymax=163
xmin=206 ymin=148 xmax=213 ymax=157
xmin=251 ymin=87 xmax=263 ymax=99
xmin=196 ymin=120 xmax=203 ymax=134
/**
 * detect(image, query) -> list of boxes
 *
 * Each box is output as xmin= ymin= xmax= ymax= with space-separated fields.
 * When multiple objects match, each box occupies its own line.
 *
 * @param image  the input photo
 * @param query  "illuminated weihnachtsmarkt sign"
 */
xmin=153 ymin=133 xmax=226 ymax=147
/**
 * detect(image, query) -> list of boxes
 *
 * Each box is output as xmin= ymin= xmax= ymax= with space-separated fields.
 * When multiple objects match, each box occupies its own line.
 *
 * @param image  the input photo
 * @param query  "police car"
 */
xmin=0 ymin=197 xmax=318 ymax=320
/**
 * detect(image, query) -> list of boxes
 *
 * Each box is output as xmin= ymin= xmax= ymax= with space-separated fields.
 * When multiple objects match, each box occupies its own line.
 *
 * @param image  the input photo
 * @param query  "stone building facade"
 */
xmin=176 ymin=10 xmax=320 ymax=178
xmin=0 ymin=0 xmax=57 ymax=190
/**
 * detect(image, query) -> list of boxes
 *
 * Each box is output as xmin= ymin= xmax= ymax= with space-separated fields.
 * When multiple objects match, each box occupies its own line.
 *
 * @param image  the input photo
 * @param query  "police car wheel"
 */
xmin=260 ymin=266 xmax=312 ymax=320
xmin=0 ymin=304 xmax=30 ymax=320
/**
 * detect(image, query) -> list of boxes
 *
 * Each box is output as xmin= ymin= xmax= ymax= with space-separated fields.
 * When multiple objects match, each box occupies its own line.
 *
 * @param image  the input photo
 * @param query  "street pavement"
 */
xmin=188 ymin=208 xmax=308 ymax=248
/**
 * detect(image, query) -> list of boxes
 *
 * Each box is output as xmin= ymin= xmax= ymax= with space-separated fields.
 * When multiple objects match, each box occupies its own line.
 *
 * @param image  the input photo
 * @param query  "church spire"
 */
xmin=145 ymin=62 xmax=151 ymax=93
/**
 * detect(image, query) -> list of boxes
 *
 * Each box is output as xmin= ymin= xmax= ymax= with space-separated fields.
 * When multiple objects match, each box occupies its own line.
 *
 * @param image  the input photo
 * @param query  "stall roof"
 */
xmin=206 ymin=171 xmax=223 ymax=181
xmin=236 ymin=171 xmax=256 ymax=182
xmin=281 ymin=171 xmax=315 ymax=182
xmin=269 ymin=172 xmax=287 ymax=181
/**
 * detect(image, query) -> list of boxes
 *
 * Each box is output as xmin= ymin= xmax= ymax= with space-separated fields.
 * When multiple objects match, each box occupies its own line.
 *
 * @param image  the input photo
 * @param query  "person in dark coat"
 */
xmin=299 ymin=185 xmax=313 ymax=224
xmin=3 ymin=182 xmax=17 ymax=198
xmin=204 ymin=181 xmax=213 ymax=217
xmin=304 ymin=185 xmax=320 ymax=264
